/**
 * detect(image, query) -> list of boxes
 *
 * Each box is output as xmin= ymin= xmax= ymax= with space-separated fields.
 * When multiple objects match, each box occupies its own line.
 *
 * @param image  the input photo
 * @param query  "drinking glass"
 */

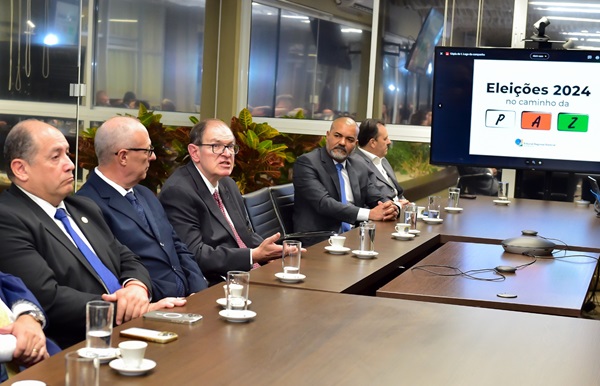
xmin=403 ymin=203 xmax=418 ymax=230
xmin=427 ymin=196 xmax=441 ymax=219
xmin=86 ymin=301 xmax=113 ymax=349
xmin=448 ymin=187 xmax=460 ymax=208
xmin=226 ymin=271 xmax=250 ymax=311
xmin=359 ymin=221 xmax=376 ymax=252
xmin=282 ymin=240 xmax=302 ymax=275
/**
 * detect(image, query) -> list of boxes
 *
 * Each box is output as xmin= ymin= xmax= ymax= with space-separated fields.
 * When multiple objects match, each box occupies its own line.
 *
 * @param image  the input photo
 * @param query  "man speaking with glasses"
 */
xmin=78 ymin=116 xmax=208 ymax=298
xmin=159 ymin=119 xmax=283 ymax=286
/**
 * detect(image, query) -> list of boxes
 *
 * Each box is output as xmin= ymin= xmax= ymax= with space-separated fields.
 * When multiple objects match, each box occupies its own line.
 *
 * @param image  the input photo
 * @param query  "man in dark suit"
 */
xmin=159 ymin=119 xmax=282 ymax=286
xmin=293 ymin=117 xmax=399 ymax=245
xmin=77 ymin=116 xmax=208 ymax=299
xmin=353 ymin=119 xmax=409 ymax=207
xmin=0 ymin=120 xmax=182 ymax=348
xmin=0 ymin=271 xmax=61 ymax=382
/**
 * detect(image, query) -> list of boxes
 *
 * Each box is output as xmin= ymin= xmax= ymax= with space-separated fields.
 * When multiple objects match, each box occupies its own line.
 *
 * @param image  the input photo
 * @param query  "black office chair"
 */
xmin=456 ymin=173 xmax=497 ymax=196
xmin=269 ymin=183 xmax=336 ymax=241
xmin=242 ymin=187 xmax=283 ymax=240
xmin=268 ymin=183 xmax=295 ymax=235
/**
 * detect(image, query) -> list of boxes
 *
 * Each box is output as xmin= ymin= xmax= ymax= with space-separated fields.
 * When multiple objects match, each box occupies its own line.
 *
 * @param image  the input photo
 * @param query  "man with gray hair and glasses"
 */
xmin=159 ymin=119 xmax=282 ymax=286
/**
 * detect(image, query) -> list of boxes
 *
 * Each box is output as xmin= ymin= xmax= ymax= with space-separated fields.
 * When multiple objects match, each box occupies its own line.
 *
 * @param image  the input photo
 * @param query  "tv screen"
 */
xmin=430 ymin=46 xmax=600 ymax=174
xmin=405 ymin=8 xmax=444 ymax=74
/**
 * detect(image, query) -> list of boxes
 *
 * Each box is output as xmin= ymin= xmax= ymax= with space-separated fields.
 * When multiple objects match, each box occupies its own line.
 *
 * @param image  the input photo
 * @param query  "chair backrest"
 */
xmin=242 ymin=187 xmax=283 ymax=239
xmin=269 ymin=183 xmax=295 ymax=235
xmin=456 ymin=173 xmax=495 ymax=196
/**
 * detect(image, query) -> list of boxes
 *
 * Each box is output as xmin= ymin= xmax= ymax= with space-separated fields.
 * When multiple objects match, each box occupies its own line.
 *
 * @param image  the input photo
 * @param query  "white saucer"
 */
xmin=109 ymin=358 xmax=156 ymax=376
xmin=216 ymin=298 xmax=252 ymax=308
xmin=351 ymin=250 xmax=379 ymax=259
xmin=324 ymin=246 xmax=351 ymax=254
xmin=408 ymin=229 xmax=420 ymax=235
xmin=274 ymin=272 xmax=306 ymax=283
xmin=78 ymin=347 xmax=120 ymax=364
xmin=493 ymin=199 xmax=511 ymax=205
xmin=219 ymin=309 xmax=257 ymax=323
xmin=444 ymin=207 xmax=463 ymax=213
xmin=422 ymin=217 xmax=444 ymax=224
xmin=392 ymin=232 xmax=415 ymax=240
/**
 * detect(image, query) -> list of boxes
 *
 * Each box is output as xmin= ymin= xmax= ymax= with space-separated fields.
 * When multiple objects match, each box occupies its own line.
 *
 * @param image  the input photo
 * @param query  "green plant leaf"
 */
xmin=246 ymin=130 xmax=259 ymax=148
xmin=239 ymin=108 xmax=253 ymax=129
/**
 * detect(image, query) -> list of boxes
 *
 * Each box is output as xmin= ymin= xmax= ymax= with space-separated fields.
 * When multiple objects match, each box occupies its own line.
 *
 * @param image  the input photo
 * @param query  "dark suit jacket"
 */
xmin=457 ymin=166 xmax=499 ymax=196
xmin=352 ymin=149 xmax=404 ymax=201
xmin=159 ymin=162 xmax=263 ymax=286
xmin=0 ymin=184 xmax=152 ymax=348
xmin=293 ymin=147 xmax=386 ymax=245
xmin=77 ymin=170 xmax=208 ymax=299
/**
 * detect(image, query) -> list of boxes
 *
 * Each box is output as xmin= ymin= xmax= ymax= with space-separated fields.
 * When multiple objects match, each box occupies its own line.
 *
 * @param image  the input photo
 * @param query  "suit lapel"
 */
xmin=358 ymin=151 xmax=395 ymax=190
xmin=89 ymin=171 xmax=155 ymax=238
xmin=319 ymin=147 xmax=343 ymax=201
xmin=219 ymin=182 xmax=251 ymax=236
xmin=381 ymin=158 xmax=401 ymax=192
xmin=132 ymin=187 xmax=161 ymax=239
xmin=345 ymin=157 xmax=362 ymax=204
xmin=65 ymin=201 xmax=119 ymax=275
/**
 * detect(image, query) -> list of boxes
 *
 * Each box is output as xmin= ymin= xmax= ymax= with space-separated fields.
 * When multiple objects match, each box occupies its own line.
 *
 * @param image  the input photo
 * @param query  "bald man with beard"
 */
xmin=292 ymin=117 xmax=398 ymax=246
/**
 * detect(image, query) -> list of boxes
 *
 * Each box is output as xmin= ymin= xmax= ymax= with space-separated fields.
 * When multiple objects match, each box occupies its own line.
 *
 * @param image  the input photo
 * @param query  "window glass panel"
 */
xmin=0 ymin=0 xmax=81 ymax=103
xmin=527 ymin=1 xmax=600 ymax=50
xmin=94 ymin=0 xmax=205 ymax=112
xmin=248 ymin=2 xmax=369 ymax=120
xmin=380 ymin=0 xmax=514 ymax=125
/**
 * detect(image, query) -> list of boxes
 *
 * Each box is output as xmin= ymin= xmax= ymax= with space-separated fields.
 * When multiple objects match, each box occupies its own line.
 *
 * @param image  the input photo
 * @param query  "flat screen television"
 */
xmin=405 ymin=8 xmax=444 ymax=74
xmin=430 ymin=46 xmax=600 ymax=174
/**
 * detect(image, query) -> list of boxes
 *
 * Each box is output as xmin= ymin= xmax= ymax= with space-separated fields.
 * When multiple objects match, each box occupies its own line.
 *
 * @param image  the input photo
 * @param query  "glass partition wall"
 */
xmin=1 ymin=0 xmax=597 ymax=191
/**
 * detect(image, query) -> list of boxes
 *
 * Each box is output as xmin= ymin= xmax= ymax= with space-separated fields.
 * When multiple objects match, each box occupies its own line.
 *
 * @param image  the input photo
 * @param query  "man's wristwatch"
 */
xmin=20 ymin=310 xmax=45 ymax=326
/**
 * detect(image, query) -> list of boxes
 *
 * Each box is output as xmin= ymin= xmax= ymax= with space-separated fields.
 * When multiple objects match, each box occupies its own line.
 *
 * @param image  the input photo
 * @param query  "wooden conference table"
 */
xmin=252 ymin=195 xmax=600 ymax=297
xmin=7 ymin=284 xmax=600 ymax=386
xmin=6 ymin=196 xmax=600 ymax=385
xmin=426 ymin=195 xmax=600 ymax=251
xmin=377 ymin=241 xmax=598 ymax=317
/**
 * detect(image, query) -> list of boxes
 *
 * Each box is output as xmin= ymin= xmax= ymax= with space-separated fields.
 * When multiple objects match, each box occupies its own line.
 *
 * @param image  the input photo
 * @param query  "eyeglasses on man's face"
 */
xmin=197 ymin=143 xmax=240 ymax=155
xmin=114 ymin=146 xmax=155 ymax=157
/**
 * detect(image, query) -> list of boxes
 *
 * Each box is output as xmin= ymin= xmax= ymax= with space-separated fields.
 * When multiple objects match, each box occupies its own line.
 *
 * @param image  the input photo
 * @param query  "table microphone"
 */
xmin=501 ymin=230 xmax=555 ymax=256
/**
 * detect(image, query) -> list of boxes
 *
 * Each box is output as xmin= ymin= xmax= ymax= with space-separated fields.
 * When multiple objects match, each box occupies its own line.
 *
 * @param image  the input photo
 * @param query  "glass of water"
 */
xmin=86 ymin=300 xmax=113 ymax=350
xmin=359 ymin=221 xmax=376 ymax=252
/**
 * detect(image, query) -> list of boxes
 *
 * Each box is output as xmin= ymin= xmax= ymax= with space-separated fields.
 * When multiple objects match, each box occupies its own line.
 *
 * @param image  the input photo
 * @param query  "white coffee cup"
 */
xmin=118 ymin=340 xmax=147 ymax=369
xmin=395 ymin=223 xmax=411 ymax=233
xmin=328 ymin=235 xmax=346 ymax=248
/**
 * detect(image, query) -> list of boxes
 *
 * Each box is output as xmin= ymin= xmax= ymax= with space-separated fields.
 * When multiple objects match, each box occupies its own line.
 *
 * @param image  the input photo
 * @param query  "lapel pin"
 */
xmin=81 ymin=217 xmax=89 ymax=224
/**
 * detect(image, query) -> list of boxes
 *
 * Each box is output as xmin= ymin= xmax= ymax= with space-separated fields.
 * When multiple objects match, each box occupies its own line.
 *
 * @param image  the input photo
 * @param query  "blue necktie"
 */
xmin=54 ymin=208 xmax=121 ymax=294
xmin=125 ymin=191 xmax=150 ymax=231
xmin=335 ymin=163 xmax=352 ymax=233
xmin=125 ymin=191 xmax=186 ymax=297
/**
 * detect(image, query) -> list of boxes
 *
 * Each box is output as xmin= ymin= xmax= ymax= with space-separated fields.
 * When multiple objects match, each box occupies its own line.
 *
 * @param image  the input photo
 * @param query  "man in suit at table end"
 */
xmin=77 ymin=116 xmax=208 ymax=299
xmin=0 ymin=271 xmax=61 ymax=382
xmin=159 ymin=119 xmax=282 ymax=286
xmin=292 ymin=117 xmax=399 ymax=246
xmin=352 ymin=118 xmax=409 ymax=207
xmin=0 ymin=119 xmax=184 ymax=348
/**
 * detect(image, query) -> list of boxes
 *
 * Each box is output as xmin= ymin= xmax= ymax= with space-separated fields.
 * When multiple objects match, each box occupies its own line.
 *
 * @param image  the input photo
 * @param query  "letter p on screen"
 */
xmin=485 ymin=110 xmax=515 ymax=128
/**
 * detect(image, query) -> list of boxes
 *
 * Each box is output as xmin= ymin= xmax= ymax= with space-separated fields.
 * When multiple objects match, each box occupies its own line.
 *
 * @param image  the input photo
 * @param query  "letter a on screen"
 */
xmin=521 ymin=112 xmax=551 ymax=130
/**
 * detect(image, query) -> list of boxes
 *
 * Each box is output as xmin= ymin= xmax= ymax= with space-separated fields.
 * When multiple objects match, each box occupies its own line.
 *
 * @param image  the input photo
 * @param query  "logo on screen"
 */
xmin=515 ymin=139 xmax=523 ymax=147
